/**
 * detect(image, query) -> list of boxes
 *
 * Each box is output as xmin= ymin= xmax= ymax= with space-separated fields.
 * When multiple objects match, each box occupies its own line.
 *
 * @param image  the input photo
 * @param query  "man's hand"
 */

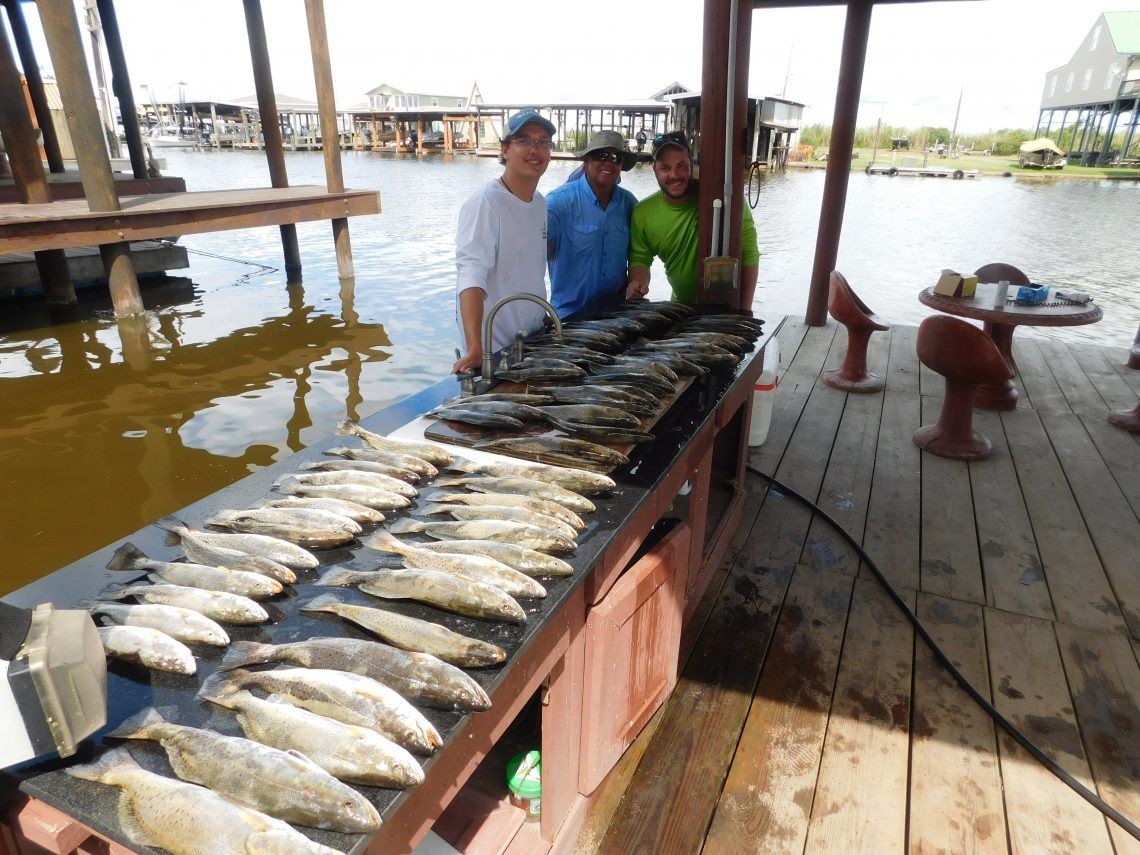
xmin=452 ymin=346 xmax=483 ymax=375
xmin=626 ymin=266 xmax=651 ymax=300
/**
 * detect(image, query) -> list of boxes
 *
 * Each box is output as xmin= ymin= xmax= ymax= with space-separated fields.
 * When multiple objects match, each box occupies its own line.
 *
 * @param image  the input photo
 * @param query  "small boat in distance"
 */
xmin=1018 ymin=138 xmax=1066 ymax=169
xmin=147 ymin=122 xmax=200 ymax=148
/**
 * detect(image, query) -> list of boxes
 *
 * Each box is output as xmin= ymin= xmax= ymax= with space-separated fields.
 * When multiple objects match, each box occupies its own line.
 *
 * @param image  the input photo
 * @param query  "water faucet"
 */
xmin=481 ymin=293 xmax=563 ymax=382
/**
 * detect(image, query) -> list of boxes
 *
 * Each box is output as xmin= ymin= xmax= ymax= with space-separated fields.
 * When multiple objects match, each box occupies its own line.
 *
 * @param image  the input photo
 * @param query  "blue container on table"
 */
xmin=1015 ymin=283 xmax=1050 ymax=304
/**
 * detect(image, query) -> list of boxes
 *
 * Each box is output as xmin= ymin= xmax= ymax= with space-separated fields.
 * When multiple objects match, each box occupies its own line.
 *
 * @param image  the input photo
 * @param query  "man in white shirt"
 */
xmin=452 ymin=108 xmax=556 ymax=375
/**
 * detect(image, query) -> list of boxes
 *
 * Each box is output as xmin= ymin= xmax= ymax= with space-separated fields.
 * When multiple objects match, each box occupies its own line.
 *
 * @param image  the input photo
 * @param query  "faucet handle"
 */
xmin=512 ymin=330 xmax=527 ymax=364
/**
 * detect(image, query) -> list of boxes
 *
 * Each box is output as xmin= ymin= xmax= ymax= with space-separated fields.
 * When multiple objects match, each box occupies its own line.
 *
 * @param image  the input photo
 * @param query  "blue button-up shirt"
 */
xmin=546 ymin=173 xmax=637 ymax=318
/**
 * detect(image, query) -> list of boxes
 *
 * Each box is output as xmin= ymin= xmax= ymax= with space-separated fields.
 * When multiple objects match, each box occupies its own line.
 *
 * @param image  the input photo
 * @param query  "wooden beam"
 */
xmin=36 ymin=0 xmax=142 ymax=315
xmin=96 ymin=0 xmax=147 ymax=179
xmin=303 ymin=0 xmax=353 ymax=278
xmin=0 ymin=186 xmax=380 ymax=254
xmin=3 ymin=0 xmax=65 ymax=172
xmin=806 ymin=0 xmax=872 ymax=326
xmin=242 ymin=0 xmax=301 ymax=276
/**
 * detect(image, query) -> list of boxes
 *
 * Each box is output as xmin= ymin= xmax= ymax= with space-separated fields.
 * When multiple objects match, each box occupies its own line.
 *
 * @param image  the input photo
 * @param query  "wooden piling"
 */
xmin=95 ymin=0 xmax=146 ymax=178
xmin=3 ymin=0 xmax=65 ymax=173
xmin=243 ymin=0 xmax=302 ymax=277
xmin=0 ymin=6 xmax=76 ymax=304
xmin=304 ymin=0 xmax=354 ymax=278
xmin=37 ymin=0 xmax=143 ymax=315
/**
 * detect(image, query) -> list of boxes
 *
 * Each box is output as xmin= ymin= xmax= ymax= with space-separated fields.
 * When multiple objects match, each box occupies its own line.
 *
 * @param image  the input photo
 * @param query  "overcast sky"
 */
xmin=12 ymin=0 xmax=1136 ymax=135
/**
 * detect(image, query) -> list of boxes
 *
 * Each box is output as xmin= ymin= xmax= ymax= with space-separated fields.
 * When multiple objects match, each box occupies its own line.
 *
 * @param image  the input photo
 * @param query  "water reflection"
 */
xmin=2 ymin=153 xmax=1137 ymax=595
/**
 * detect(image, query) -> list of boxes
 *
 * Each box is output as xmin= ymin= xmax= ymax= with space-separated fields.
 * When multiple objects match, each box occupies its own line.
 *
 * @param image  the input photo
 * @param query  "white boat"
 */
xmin=147 ymin=123 xmax=199 ymax=148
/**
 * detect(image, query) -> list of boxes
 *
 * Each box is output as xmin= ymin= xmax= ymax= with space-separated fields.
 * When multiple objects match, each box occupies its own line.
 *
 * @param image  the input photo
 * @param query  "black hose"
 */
xmin=745 ymin=465 xmax=1140 ymax=841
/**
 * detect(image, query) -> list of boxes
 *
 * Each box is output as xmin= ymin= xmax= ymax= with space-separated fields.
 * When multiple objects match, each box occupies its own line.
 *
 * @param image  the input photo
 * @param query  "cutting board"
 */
xmin=423 ymin=375 xmax=695 ymax=473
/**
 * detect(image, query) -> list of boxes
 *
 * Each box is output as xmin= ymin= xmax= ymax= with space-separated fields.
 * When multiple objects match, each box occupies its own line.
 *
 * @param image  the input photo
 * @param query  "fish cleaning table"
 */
xmin=1 ymin=316 xmax=775 ymax=855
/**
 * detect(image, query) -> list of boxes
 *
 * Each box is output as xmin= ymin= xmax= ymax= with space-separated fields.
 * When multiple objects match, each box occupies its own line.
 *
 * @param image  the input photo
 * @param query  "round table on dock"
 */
xmin=918 ymin=283 xmax=1103 ymax=410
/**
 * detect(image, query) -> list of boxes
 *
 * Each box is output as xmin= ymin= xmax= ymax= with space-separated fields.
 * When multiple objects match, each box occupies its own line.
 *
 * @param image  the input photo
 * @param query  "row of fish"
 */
xmin=72 ymin=300 xmax=756 ymax=851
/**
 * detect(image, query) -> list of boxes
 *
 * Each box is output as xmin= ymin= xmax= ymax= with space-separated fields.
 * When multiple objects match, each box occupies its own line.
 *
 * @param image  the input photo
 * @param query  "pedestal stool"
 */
xmin=913 ymin=314 xmax=1014 ymax=461
xmin=822 ymin=270 xmax=890 ymax=392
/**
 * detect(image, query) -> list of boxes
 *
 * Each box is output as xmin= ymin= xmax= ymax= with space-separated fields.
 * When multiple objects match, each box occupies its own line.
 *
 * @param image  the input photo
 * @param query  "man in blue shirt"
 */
xmin=546 ymin=131 xmax=638 ymax=318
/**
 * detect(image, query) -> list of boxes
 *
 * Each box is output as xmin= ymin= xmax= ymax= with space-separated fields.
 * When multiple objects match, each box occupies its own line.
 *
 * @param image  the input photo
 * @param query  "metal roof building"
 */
xmin=1035 ymin=11 xmax=1140 ymax=165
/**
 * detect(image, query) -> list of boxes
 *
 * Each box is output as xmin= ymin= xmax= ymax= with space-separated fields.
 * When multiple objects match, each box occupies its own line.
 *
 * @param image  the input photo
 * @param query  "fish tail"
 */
xmin=105 ymin=542 xmax=148 ymax=573
xmin=387 ymin=518 xmax=423 ymax=535
xmin=419 ymin=489 xmax=447 ymax=502
xmin=314 ymin=566 xmax=366 ymax=587
xmin=446 ymin=456 xmax=477 ymax=473
xmin=273 ymin=475 xmax=301 ymax=494
xmin=335 ymin=419 xmax=359 ymax=437
xmin=417 ymin=504 xmax=449 ymax=516
xmin=65 ymin=746 xmax=139 ymax=783
xmin=154 ymin=516 xmax=188 ymax=536
xmin=105 ymin=706 xmax=166 ymax=740
xmin=433 ymin=476 xmax=468 ymax=488
xmin=99 ymin=584 xmax=134 ymax=601
xmin=198 ymin=669 xmax=247 ymax=704
xmin=363 ymin=529 xmax=407 ymax=555
xmin=300 ymin=593 xmax=344 ymax=613
xmin=218 ymin=640 xmax=274 ymax=671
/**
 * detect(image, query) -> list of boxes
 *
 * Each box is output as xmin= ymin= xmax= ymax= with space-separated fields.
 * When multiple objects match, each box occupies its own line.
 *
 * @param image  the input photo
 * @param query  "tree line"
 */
xmin=797 ymin=123 xmax=1039 ymax=156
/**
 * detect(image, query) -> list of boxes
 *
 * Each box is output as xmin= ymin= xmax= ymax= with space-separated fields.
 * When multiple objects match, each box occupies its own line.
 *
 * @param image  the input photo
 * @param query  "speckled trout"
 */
xmin=300 ymin=594 xmax=505 ymax=667
xmin=65 ymin=747 xmax=341 ymax=855
xmin=106 ymin=707 xmax=380 ymax=832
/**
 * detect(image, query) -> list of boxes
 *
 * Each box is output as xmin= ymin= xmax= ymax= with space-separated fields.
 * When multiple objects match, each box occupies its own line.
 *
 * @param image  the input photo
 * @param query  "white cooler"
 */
xmin=748 ymin=337 xmax=781 ymax=447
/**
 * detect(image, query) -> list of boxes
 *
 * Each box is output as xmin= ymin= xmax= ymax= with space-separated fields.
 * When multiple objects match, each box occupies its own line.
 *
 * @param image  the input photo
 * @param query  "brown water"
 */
xmin=2 ymin=151 xmax=1136 ymax=596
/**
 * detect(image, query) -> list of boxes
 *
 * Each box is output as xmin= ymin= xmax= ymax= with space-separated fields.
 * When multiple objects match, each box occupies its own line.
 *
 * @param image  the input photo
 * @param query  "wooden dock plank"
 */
xmin=885 ymin=323 xmax=920 ymax=394
xmin=1036 ymin=339 xmax=1107 ymax=418
xmin=597 ymin=554 xmax=793 ymax=854
xmin=919 ymin=396 xmax=984 ymax=602
xmin=1079 ymin=414 xmax=1140 ymax=520
xmin=802 ymin=388 xmax=884 ymax=576
xmin=803 ymin=577 xmax=914 ymax=854
xmin=1001 ymin=408 xmax=1125 ymax=634
xmin=1054 ymin=623 xmax=1140 ymax=855
xmin=862 ymin=390 xmax=922 ymax=591
xmin=754 ymin=319 xmax=833 ymax=475
xmin=969 ymin=409 xmax=1055 ymax=620
xmin=703 ymin=565 xmax=854 ymax=854
xmin=1068 ymin=342 xmax=1138 ymax=413
xmin=0 ymin=186 xmax=381 ymax=254
xmin=1042 ymin=412 xmax=1140 ymax=637
xmin=1013 ymin=337 xmax=1071 ymax=415
xmin=985 ymin=608 xmax=1116 ymax=854
xmin=759 ymin=379 xmax=848 ymax=566
xmin=909 ymin=593 xmax=1007 ymax=855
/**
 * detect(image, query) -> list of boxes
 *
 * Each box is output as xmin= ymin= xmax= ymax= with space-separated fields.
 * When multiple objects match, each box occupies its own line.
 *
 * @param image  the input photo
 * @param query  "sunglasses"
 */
xmin=653 ymin=131 xmax=689 ymax=153
xmin=512 ymin=137 xmax=554 ymax=151
xmin=589 ymin=150 xmax=624 ymax=165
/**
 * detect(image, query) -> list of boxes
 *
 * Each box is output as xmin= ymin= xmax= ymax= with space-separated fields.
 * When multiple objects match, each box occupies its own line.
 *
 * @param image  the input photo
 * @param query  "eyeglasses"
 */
xmin=653 ymin=131 xmax=689 ymax=153
xmin=589 ymin=151 xmax=624 ymax=165
xmin=512 ymin=137 xmax=555 ymax=151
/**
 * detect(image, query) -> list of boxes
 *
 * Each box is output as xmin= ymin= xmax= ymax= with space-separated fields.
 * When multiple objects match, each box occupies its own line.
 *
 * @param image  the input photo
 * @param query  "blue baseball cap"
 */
xmin=506 ymin=108 xmax=556 ymax=138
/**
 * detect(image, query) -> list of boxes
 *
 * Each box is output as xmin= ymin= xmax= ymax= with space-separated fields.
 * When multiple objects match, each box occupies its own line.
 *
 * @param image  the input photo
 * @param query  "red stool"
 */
xmin=1128 ymin=323 xmax=1140 ymax=370
xmin=914 ymin=315 xmax=1014 ymax=461
xmin=823 ymin=271 xmax=890 ymax=393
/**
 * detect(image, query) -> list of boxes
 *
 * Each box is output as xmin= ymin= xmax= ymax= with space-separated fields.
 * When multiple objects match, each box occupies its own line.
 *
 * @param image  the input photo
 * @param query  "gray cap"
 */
xmin=578 ymin=130 xmax=638 ymax=171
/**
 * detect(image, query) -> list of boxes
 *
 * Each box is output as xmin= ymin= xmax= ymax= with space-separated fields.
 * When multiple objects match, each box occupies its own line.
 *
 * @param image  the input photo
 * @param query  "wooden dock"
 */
xmin=579 ymin=318 xmax=1140 ymax=854
xmin=0 ymin=240 xmax=187 ymax=290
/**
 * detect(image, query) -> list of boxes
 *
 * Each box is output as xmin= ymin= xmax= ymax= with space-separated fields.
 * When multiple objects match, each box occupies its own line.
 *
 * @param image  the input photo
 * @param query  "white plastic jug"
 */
xmin=748 ymin=337 xmax=781 ymax=447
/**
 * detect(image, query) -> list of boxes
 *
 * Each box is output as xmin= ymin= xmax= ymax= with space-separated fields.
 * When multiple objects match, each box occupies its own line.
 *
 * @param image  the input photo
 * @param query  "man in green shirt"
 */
xmin=626 ymin=132 xmax=759 ymax=306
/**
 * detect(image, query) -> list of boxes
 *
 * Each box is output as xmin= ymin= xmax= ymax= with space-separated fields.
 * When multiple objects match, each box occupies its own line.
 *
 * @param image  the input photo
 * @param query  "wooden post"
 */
xmin=304 ymin=0 xmax=354 ymax=278
xmin=243 ymin=0 xmax=301 ymax=277
xmin=805 ymin=0 xmax=872 ymax=326
xmin=95 ymin=0 xmax=146 ymax=178
xmin=37 ymin=0 xmax=143 ymax=316
xmin=3 ymin=0 xmax=65 ymax=173
xmin=0 ymin=0 xmax=75 ymax=303
xmin=416 ymin=118 xmax=425 ymax=155
xmin=210 ymin=103 xmax=219 ymax=148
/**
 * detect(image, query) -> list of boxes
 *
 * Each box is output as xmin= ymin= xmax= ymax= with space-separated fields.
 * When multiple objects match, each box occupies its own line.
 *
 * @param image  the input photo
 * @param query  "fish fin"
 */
xmin=315 ymin=566 xmax=371 ymax=587
xmin=387 ymin=518 xmax=423 ymax=535
xmin=218 ymin=640 xmax=273 ymax=671
xmin=105 ymin=542 xmax=147 ymax=573
xmin=283 ymin=749 xmax=327 ymax=774
xmin=417 ymin=504 xmax=449 ymax=516
xmin=105 ymin=706 xmax=166 ymax=740
xmin=299 ymin=593 xmax=343 ymax=613
xmin=64 ymin=746 xmax=140 ymax=782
